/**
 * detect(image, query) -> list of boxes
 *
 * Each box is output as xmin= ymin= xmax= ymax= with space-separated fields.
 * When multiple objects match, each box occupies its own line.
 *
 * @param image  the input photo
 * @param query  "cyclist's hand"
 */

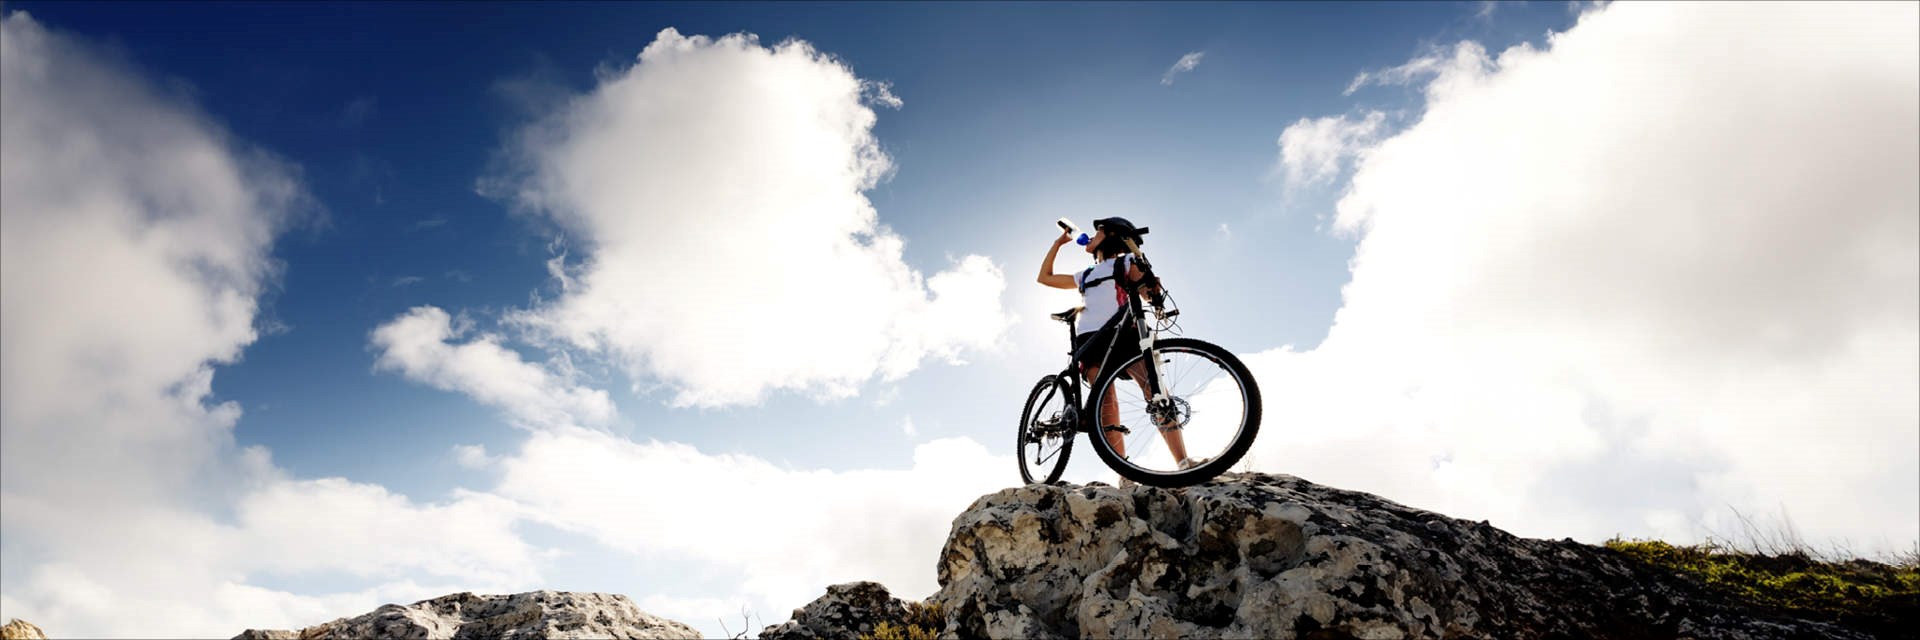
xmin=1053 ymin=230 xmax=1074 ymax=247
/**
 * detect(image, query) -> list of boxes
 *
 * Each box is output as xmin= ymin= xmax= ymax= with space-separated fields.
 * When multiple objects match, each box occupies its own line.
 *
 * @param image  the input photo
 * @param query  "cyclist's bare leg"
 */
xmin=1127 ymin=361 xmax=1191 ymax=462
xmin=1082 ymin=364 xmax=1127 ymax=458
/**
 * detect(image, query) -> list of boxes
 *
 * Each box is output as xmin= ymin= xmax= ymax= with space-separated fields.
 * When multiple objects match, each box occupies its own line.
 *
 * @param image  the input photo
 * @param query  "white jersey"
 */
xmin=1074 ymin=256 xmax=1131 ymax=335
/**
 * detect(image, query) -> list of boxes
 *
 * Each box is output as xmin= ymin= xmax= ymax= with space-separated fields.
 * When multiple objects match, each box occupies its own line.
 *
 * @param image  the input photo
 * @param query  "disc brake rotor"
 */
xmin=1147 ymin=396 xmax=1191 ymax=430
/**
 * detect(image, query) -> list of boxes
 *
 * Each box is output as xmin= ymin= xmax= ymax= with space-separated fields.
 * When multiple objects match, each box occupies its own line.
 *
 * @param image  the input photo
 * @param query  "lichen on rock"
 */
xmin=770 ymin=473 xmax=1872 ymax=639
xmin=759 ymin=581 xmax=909 ymax=640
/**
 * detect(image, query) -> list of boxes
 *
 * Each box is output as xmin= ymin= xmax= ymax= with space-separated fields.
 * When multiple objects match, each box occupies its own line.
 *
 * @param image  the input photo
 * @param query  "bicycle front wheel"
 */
xmin=1017 ymin=375 xmax=1075 ymax=485
xmin=1086 ymin=338 xmax=1261 ymax=488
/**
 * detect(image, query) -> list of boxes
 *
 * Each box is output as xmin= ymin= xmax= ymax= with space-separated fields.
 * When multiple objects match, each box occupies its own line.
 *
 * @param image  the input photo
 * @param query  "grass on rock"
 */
xmin=1604 ymin=536 xmax=1918 ymax=635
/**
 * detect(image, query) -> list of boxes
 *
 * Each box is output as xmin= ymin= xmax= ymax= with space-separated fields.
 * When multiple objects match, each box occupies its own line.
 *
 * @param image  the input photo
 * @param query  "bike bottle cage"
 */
xmin=1077 ymin=255 xmax=1129 ymax=294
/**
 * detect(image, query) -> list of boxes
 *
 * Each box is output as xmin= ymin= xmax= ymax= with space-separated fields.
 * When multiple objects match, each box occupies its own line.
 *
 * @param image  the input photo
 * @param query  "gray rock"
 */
xmin=230 ymin=626 xmax=297 ymax=638
xmin=231 ymin=591 xmax=700 ymax=640
xmin=230 ymin=631 xmax=298 ymax=640
xmin=770 ymin=473 xmax=1869 ymax=640
xmin=758 ymin=581 xmax=910 ymax=640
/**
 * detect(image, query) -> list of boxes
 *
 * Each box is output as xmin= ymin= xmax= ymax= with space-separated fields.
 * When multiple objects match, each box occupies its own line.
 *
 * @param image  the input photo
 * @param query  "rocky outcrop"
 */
xmin=759 ymin=581 xmax=913 ymax=639
xmin=231 ymin=591 xmax=699 ymax=640
xmin=232 ymin=631 xmax=298 ymax=640
xmin=0 ymin=619 xmax=46 ymax=640
xmin=772 ymin=473 xmax=1869 ymax=640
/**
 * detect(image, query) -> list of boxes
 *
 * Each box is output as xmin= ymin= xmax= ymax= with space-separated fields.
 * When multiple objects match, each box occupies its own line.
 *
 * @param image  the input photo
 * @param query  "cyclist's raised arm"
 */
xmin=1037 ymin=233 xmax=1078 ymax=290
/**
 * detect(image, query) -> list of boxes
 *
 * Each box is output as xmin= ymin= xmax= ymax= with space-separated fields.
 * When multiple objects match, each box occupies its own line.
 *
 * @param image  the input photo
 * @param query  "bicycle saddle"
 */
xmin=1050 ymin=306 xmax=1085 ymax=324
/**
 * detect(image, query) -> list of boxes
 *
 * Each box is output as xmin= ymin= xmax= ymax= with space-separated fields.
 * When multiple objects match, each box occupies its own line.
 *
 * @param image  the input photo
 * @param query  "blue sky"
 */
xmin=4 ymin=2 xmax=1915 ymax=637
xmin=5 ymin=1 xmax=1577 ymax=493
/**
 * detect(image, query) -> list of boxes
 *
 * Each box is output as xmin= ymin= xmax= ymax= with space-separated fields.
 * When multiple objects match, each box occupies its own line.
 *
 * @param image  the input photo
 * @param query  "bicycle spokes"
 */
xmin=1098 ymin=345 xmax=1251 ymax=476
xmin=1017 ymin=377 xmax=1076 ymax=485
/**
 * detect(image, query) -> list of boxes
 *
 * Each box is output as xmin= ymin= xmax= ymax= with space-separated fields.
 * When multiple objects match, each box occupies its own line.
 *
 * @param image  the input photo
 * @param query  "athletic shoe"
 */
xmin=1177 ymin=456 xmax=1210 ymax=471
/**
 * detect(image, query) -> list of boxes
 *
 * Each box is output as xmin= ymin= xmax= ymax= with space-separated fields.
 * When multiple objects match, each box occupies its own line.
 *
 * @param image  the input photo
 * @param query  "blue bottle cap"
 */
xmin=1075 ymin=233 xmax=1090 ymax=246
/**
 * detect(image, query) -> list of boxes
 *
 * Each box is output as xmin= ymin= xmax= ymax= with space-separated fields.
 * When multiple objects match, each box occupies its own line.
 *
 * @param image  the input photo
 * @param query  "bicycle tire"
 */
xmin=1017 ymin=375 xmax=1075 ymax=485
xmin=1085 ymin=338 xmax=1261 ymax=488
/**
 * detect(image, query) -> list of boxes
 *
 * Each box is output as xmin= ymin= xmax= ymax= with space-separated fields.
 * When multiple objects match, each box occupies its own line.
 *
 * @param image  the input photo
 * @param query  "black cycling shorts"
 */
xmin=1071 ymin=324 xmax=1143 ymax=380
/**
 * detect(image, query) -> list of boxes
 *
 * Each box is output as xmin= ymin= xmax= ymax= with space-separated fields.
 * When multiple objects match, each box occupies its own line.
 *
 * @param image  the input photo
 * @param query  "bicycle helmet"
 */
xmin=1092 ymin=217 xmax=1149 ymax=245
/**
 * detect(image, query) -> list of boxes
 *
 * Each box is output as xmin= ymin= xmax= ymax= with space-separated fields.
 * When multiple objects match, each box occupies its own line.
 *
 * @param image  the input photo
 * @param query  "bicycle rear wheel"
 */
xmin=1017 ymin=375 xmax=1075 ymax=484
xmin=1086 ymin=338 xmax=1260 ymax=488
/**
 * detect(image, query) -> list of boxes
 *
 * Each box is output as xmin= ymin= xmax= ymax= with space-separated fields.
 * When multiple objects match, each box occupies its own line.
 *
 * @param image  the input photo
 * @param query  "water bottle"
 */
xmin=1056 ymin=218 xmax=1091 ymax=246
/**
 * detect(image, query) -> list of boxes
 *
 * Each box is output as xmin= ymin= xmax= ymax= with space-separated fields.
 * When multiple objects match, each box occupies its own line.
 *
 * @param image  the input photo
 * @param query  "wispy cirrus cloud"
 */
xmin=338 ymin=95 xmax=377 ymax=128
xmin=406 ymin=215 xmax=450 ymax=232
xmin=1160 ymin=50 xmax=1205 ymax=85
xmin=1342 ymin=40 xmax=1492 ymax=97
xmin=1474 ymin=0 xmax=1499 ymax=23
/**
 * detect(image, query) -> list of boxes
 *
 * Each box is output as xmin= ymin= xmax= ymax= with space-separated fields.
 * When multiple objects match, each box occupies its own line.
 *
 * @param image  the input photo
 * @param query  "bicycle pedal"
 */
xmin=1101 ymin=425 xmax=1131 ymax=435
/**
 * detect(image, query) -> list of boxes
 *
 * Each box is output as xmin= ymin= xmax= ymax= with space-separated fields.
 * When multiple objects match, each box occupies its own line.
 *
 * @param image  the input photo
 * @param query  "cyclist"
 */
xmin=1036 ymin=217 xmax=1201 ymax=484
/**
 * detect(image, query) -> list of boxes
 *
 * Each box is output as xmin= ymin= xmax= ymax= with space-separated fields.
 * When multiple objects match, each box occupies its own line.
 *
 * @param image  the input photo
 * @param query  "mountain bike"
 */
xmin=1017 ymin=247 xmax=1261 ymax=488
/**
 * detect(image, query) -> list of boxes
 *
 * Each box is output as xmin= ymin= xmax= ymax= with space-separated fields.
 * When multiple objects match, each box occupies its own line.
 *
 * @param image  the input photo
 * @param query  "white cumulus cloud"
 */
xmin=367 ymin=312 xmax=1014 ymax=634
xmin=372 ymin=305 xmax=617 ymax=430
xmin=1275 ymin=111 xmax=1387 ymax=190
xmin=489 ymin=428 xmax=1011 ymax=617
xmin=488 ymin=28 xmax=1013 ymax=409
xmin=1249 ymin=1 xmax=1918 ymax=554
xmin=0 ymin=11 xmax=548 ymax=636
xmin=365 ymin=301 xmax=1018 ymax=638
xmin=453 ymin=444 xmax=500 ymax=469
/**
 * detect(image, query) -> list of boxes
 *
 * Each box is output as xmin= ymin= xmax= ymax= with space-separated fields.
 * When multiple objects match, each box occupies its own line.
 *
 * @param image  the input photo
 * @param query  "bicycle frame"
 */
xmin=1052 ymin=259 xmax=1169 ymax=435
